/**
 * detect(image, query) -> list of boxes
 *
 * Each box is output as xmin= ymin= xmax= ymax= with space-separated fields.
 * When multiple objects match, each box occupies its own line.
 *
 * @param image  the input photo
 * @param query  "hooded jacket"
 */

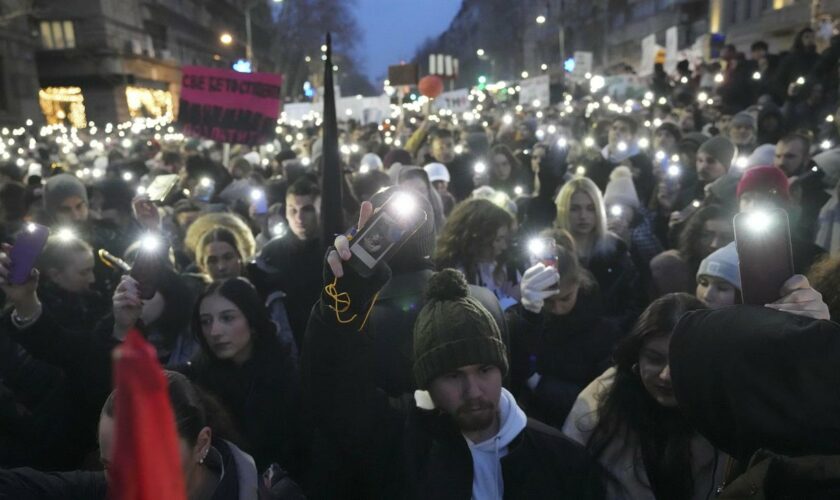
xmin=302 ymin=292 xmax=606 ymax=499
xmin=670 ymin=306 xmax=840 ymax=464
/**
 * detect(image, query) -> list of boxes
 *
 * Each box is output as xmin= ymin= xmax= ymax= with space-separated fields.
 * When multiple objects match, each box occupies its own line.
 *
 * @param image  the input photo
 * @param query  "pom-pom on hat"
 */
xmin=412 ymin=269 xmax=508 ymax=389
xmin=603 ymin=166 xmax=640 ymax=209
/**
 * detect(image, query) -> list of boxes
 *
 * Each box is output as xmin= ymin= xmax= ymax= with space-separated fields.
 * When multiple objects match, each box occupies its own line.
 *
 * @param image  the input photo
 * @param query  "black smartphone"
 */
xmin=129 ymin=236 xmax=164 ymax=300
xmin=8 ymin=223 xmax=49 ymax=284
xmin=347 ymin=191 xmax=428 ymax=278
xmin=145 ymin=174 xmax=180 ymax=204
xmin=733 ymin=208 xmax=795 ymax=305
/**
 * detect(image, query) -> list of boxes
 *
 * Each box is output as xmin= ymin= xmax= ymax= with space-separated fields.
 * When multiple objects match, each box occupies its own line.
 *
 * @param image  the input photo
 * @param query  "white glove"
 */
xmin=520 ymin=263 xmax=560 ymax=314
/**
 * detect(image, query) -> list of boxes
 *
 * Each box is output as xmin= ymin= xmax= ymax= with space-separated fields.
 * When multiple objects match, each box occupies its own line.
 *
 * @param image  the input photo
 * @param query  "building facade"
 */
xmin=32 ymin=0 xmax=277 ymax=126
xmin=0 ymin=1 xmax=43 ymax=126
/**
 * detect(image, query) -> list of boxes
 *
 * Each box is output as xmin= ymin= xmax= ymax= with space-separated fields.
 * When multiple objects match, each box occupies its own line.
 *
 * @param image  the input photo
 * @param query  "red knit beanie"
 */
xmin=736 ymin=165 xmax=790 ymax=202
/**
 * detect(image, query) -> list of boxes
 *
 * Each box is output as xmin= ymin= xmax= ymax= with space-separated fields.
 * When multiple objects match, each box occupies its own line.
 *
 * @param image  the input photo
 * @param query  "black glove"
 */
xmin=319 ymin=247 xmax=391 ymax=330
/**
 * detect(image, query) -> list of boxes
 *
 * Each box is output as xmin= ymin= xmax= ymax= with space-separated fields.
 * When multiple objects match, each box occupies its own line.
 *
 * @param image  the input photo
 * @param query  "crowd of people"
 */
xmin=0 ymin=27 xmax=840 ymax=499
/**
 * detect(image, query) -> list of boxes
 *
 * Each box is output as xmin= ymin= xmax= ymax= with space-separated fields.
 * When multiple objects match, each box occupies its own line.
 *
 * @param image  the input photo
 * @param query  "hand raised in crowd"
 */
xmin=765 ymin=274 xmax=830 ymax=321
xmin=0 ymin=243 xmax=41 ymax=318
xmin=520 ymin=263 xmax=560 ymax=314
xmin=327 ymin=201 xmax=374 ymax=279
xmin=112 ymin=275 xmax=144 ymax=339
xmin=132 ymin=194 xmax=161 ymax=232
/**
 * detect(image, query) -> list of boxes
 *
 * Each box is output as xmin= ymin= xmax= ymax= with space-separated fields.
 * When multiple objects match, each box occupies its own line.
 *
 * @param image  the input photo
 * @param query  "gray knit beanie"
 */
xmin=698 ymin=137 xmax=737 ymax=169
xmin=412 ymin=269 xmax=508 ymax=389
xmin=43 ymin=173 xmax=88 ymax=214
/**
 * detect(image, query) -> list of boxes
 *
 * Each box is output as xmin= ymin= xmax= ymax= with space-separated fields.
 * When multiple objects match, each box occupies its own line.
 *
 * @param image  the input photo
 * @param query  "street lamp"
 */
xmin=220 ymin=32 xmax=233 ymax=45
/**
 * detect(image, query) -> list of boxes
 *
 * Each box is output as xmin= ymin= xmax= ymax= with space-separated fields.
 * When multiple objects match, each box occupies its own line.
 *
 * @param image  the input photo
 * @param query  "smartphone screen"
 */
xmin=145 ymin=174 xmax=180 ymax=204
xmin=129 ymin=239 xmax=164 ymax=300
xmin=348 ymin=192 xmax=427 ymax=277
xmin=8 ymin=223 xmax=49 ymax=284
xmin=734 ymin=208 xmax=794 ymax=305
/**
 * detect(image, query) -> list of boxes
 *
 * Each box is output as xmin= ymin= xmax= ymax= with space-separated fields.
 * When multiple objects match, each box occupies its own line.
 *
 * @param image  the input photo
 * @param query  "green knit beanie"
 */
xmin=412 ymin=269 xmax=508 ymax=389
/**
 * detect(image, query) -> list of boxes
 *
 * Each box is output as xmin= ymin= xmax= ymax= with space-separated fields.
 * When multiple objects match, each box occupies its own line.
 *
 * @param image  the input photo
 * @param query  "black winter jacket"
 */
xmin=302 ymin=295 xmax=605 ymax=499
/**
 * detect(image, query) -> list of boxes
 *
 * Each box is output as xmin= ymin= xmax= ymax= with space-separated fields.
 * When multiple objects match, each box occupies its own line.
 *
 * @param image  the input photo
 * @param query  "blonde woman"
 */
xmin=554 ymin=177 xmax=642 ymax=327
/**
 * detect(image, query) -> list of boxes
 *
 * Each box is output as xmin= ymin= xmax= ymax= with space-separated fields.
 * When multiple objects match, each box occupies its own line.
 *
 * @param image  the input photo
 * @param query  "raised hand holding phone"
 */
xmin=112 ymin=275 xmax=143 ymax=339
xmin=766 ymin=275 xmax=830 ymax=320
xmin=0 ymin=242 xmax=41 ymax=319
xmin=734 ymin=208 xmax=794 ymax=305
xmin=132 ymin=195 xmax=161 ymax=232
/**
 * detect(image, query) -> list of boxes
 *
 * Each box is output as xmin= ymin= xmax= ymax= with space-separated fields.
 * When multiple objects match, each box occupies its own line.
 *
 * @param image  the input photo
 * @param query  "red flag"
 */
xmin=109 ymin=330 xmax=187 ymax=500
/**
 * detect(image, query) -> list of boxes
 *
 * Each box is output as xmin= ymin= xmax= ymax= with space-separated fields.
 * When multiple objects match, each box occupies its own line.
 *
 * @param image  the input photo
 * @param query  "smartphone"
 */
xmin=98 ymin=249 xmax=131 ymax=273
xmin=733 ymin=208 xmax=794 ymax=305
xmin=193 ymin=178 xmax=215 ymax=203
xmin=8 ymin=223 xmax=49 ymax=284
xmin=251 ymin=189 xmax=268 ymax=215
xmin=129 ymin=237 xmax=164 ymax=300
xmin=145 ymin=174 xmax=180 ymax=204
xmin=347 ymin=191 xmax=428 ymax=278
xmin=528 ymin=237 xmax=558 ymax=269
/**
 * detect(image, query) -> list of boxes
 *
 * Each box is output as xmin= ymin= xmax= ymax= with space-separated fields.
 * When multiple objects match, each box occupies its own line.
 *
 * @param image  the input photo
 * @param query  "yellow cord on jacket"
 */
xmin=324 ymin=276 xmax=379 ymax=331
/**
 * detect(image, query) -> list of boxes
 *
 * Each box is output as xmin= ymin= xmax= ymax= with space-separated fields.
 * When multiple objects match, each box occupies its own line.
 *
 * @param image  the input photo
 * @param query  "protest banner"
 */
xmin=178 ymin=66 xmax=282 ymax=146
xmin=572 ymin=51 xmax=593 ymax=81
xmin=432 ymin=88 xmax=470 ymax=113
xmin=518 ymin=75 xmax=550 ymax=107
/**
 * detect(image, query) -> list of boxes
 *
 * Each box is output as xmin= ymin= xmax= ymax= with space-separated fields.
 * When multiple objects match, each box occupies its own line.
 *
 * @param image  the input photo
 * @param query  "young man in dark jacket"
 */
xmin=302 ymin=201 xmax=605 ymax=499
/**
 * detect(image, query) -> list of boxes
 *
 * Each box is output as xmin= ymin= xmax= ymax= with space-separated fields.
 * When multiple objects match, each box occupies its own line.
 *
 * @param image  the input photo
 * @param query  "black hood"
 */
xmin=669 ymin=306 xmax=840 ymax=462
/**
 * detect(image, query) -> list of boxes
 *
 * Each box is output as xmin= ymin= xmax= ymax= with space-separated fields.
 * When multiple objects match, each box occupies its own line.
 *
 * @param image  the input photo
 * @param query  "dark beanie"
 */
xmin=43 ymin=173 xmax=88 ymax=214
xmin=412 ymin=269 xmax=508 ymax=389
xmin=656 ymin=122 xmax=683 ymax=142
xmin=736 ymin=165 xmax=790 ymax=202
xmin=383 ymin=149 xmax=412 ymax=170
xmin=698 ymin=136 xmax=736 ymax=169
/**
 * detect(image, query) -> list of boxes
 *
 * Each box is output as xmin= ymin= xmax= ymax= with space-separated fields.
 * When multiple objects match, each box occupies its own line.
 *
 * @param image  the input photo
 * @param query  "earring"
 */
xmin=198 ymin=447 xmax=209 ymax=465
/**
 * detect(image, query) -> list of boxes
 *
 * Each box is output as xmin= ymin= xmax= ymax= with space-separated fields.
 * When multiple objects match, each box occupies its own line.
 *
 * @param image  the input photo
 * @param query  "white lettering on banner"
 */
xmin=665 ymin=26 xmax=679 ymax=74
xmin=432 ymin=89 xmax=470 ymax=113
xmin=282 ymin=94 xmax=391 ymax=125
xmin=640 ymin=34 xmax=657 ymax=76
xmin=518 ymin=75 xmax=550 ymax=107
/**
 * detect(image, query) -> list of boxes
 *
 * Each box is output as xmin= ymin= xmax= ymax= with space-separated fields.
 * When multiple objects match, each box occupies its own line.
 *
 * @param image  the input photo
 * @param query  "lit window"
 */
xmin=40 ymin=21 xmax=76 ymax=49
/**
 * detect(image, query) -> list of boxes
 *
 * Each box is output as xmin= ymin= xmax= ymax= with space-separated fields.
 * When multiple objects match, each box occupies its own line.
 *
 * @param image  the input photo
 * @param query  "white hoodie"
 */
xmin=464 ymin=388 xmax=527 ymax=500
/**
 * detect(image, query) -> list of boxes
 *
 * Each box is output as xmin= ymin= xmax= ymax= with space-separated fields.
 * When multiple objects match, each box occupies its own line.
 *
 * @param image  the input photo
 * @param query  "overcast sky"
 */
xmin=353 ymin=0 xmax=461 ymax=83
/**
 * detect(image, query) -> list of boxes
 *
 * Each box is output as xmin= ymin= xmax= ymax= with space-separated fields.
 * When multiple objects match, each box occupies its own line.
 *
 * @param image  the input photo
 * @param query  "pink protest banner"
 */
xmin=177 ymin=66 xmax=283 ymax=145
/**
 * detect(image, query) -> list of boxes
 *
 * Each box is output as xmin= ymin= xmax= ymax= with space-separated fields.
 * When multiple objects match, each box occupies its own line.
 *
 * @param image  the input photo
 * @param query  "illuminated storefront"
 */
xmin=125 ymin=86 xmax=174 ymax=120
xmin=39 ymin=86 xmax=87 ymax=128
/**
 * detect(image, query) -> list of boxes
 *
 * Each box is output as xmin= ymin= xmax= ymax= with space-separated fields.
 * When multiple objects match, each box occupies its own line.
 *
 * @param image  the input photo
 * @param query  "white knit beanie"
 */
xmin=603 ymin=166 xmax=640 ymax=210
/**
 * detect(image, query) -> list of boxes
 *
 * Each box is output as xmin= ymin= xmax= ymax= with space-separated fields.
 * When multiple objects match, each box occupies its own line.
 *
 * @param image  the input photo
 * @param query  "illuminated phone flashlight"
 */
xmin=575 ymin=166 xmax=586 ymax=176
xmin=617 ymin=141 xmax=628 ymax=152
xmin=527 ymin=238 xmax=546 ymax=256
xmin=746 ymin=210 xmax=772 ymax=233
xmin=270 ymin=221 xmax=288 ymax=238
xmin=514 ymin=185 xmax=524 ymax=196
xmin=697 ymin=92 xmax=708 ymax=102
xmin=609 ymin=205 xmax=623 ymax=217
xmin=692 ymin=200 xmax=701 ymax=208
xmin=122 ymin=172 xmax=134 ymax=182
xmin=536 ymin=129 xmax=545 ymax=140
xmin=359 ymin=164 xmax=370 ymax=174
xmin=714 ymin=73 xmax=724 ymax=83
xmin=139 ymin=233 xmax=161 ymax=252
xmin=547 ymin=125 xmax=557 ymax=134
xmin=250 ymin=189 xmax=264 ymax=202
xmin=392 ymin=191 xmax=417 ymax=218
xmin=680 ymin=76 xmax=688 ymax=84
xmin=583 ymin=136 xmax=595 ymax=148
xmin=199 ymin=177 xmax=213 ymax=188
xmin=667 ymin=165 xmax=681 ymax=178
xmin=473 ymin=161 xmax=487 ymax=174
xmin=637 ymin=137 xmax=649 ymax=149
xmin=796 ymin=76 xmax=806 ymax=85
xmin=671 ymin=154 xmax=680 ymax=163
xmin=821 ymin=140 xmax=833 ymax=150
xmin=350 ymin=144 xmax=360 ymax=154
xmin=655 ymin=150 xmax=666 ymax=161
xmin=658 ymin=97 xmax=667 ymax=105
xmin=735 ymin=156 xmax=749 ymax=169
xmin=827 ymin=115 xmax=835 ymax=123
xmin=557 ymin=137 xmax=568 ymax=149
xmin=136 ymin=185 xmax=147 ymax=196
xmin=301 ymin=157 xmax=311 ymax=166
xmin=653 ymin=118 xmax=662 ymax=127
xmin=55 ymin=227 xmax=76 ymax=242
xmin=503 ymin=115 xmax=513 ymax=125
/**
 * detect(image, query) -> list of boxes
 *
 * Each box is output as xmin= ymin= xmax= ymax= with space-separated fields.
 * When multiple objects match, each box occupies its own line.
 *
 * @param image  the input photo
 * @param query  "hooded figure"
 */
xmin=670 ymin=307 xmax=840 ymax=496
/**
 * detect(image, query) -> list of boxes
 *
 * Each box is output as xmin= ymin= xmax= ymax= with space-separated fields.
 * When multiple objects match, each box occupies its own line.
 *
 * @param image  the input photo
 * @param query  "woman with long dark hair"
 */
xmin=181 ymin=278 xmax=301 ymax=476
xmin=435 ymin=198 xmax=520 ymax=308
xmin=562 ymin=293 xmax=725 ymax=499
xmin=0 ymin=371 xmax=304 ymax=499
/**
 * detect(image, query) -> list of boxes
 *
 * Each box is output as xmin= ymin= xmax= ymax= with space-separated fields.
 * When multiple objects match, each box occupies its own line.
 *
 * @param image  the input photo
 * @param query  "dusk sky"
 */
xmin=353 ymin=0 xmax=461 ymax=83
